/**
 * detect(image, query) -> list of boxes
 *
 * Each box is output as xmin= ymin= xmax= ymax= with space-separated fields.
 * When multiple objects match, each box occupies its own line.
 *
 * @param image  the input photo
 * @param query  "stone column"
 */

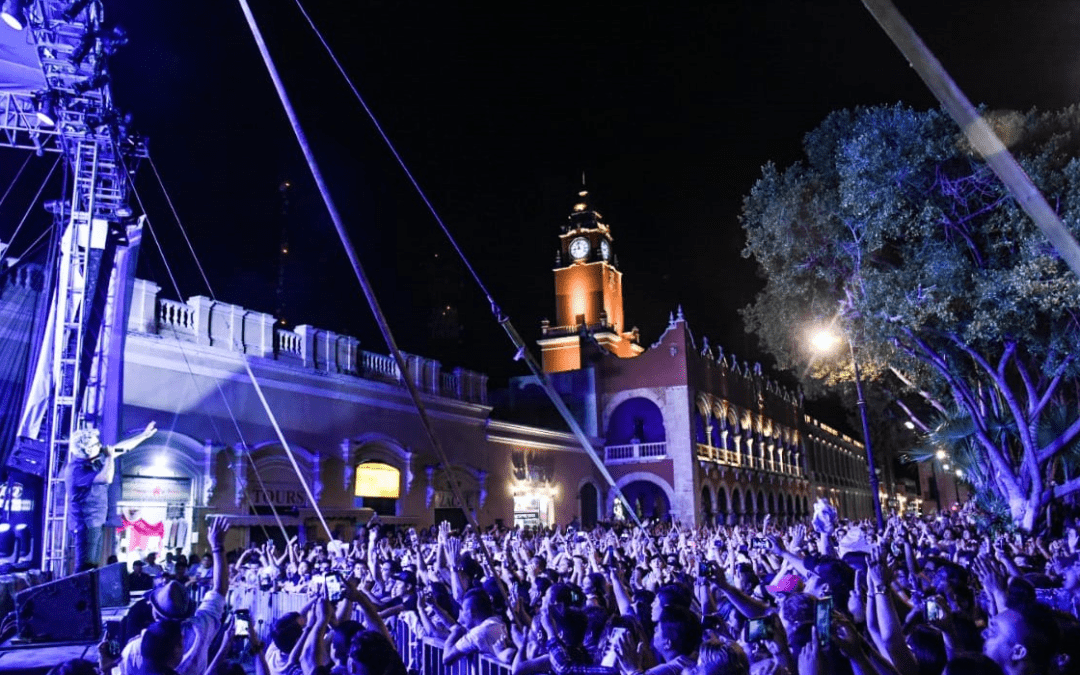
xmin=128 ymin=279 xmax=160 ymax=334
xmin=244 ymin=311 xmax=276 ymax=358
xmin=188 ymin=296 xmax=214 ymax=346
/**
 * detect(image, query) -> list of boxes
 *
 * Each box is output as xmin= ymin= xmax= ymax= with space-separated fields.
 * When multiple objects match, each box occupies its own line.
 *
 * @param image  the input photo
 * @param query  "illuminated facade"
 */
xmin=525 ymin=192 xmax=877 ymax=525
xmin=93 ymin=192 xmax=882 ymax=561
xmin=538 ymin=190 xmax=642 ymax=373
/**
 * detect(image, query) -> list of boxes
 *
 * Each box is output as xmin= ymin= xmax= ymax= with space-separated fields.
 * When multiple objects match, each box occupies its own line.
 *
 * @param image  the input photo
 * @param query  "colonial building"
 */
xmin=525 ymin=190 xmax=879 ymax=526
xmin=1 ymin=188 xmax=923 ymax=568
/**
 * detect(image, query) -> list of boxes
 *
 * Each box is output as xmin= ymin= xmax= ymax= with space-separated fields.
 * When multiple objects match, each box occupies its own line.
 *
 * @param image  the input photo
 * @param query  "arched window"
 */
xmin=607 ymin=398 xmax=666 ymax=444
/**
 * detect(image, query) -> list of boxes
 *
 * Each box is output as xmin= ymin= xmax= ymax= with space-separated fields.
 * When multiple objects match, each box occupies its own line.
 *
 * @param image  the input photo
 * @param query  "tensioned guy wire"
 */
xmin=123 ymin=158 xmax=291 ymax=543
xmin=285 ymin=0 xmax=642 ymax=525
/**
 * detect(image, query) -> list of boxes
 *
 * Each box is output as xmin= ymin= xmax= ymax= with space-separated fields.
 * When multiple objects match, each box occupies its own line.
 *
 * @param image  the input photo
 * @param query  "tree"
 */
xmin=740 ymin=104 xmax=1080 ymax=531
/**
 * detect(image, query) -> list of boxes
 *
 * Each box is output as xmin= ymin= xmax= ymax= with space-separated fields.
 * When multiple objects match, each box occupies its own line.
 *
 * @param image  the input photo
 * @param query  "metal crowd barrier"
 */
xmin=230 ymin=589 xmax=513 ymax=675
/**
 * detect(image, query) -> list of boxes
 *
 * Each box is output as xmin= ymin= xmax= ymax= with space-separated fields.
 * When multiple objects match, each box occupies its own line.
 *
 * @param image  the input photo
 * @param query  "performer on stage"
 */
xmin=67 ymin=421 xmax=157 ymax=571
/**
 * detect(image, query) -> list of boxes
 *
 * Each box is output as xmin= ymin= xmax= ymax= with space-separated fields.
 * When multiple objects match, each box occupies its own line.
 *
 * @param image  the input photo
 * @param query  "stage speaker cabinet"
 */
xmin=5 ymin=438 xmax=48 ymax=477
xmin=15 ymin=570 xmax=101 ymax=643
xmin=97 ymin=561 xmax=130 ymax=608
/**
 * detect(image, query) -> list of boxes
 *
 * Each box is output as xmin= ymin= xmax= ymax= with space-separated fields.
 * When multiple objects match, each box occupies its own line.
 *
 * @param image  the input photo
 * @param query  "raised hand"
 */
xmin=208 ymin=515 xmax=230 ymax=550
xmin=798 ymin=627 xmax=824 ymax=675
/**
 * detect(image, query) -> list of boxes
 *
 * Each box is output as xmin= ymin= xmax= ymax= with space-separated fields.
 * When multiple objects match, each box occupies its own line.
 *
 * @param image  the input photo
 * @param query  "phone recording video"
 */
xmin=234 ymin=610 xmax=251 ymax=638
xmin=324 ymin=572 xmax=346 ymax=603
xmin=104 ymin=620 xmax=123 ymax=658
xmin=747 ymin=616 xmax=775 ymax=643
xmin=751 ymin=537 xmax=771 ymax=551
xmin=926 ymin=598 xmax=945 ymax=622
xmin=815 ymin=597 xmax=833 ymax=646
xmin=602 ymin=627 xmax=627 ymax=667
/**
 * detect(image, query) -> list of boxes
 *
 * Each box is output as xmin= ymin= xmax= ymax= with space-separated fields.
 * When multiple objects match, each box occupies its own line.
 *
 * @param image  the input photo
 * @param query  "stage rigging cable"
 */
xmin=122 ymin=157 xmax=295 ymax=545
xmin=242 ymin=0 xmax=642 ymax=527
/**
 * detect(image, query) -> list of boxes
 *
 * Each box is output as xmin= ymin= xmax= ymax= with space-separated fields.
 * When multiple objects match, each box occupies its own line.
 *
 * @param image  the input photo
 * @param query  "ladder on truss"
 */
xmin=0 ymin=0 xmax=147 ymax=576
xmin=42 ymin=139 xmax=110 ymax=577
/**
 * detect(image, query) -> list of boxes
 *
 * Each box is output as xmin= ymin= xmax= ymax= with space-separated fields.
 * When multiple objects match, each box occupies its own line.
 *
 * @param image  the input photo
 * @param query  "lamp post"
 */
xmin=810 ymin=329 xmax=885 ymax=529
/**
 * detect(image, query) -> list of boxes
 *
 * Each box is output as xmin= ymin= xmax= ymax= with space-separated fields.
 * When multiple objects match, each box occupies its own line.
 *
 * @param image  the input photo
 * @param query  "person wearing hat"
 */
xmin=118 ymin=515 xmax=230 ymax=675
xmin=376 ymin=570 xmax=419 ymax=622
xmin=66 ymin=422 xmax=157 ymax=570
xmin=129 ymin=560 xmax=154 ymax=592
xmin=138 ymin=619 xmax=184 ymax=675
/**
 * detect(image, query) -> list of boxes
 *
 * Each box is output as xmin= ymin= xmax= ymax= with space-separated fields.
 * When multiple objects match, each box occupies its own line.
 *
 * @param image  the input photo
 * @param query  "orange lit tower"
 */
xmin=538 ymin=190 xmax=642 ymax=373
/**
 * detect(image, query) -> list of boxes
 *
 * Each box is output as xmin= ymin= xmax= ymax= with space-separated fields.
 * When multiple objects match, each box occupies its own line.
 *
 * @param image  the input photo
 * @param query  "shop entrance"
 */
xmin=513 ymin=492 xmax=553 ymax=529
xmin=116 ymin=475 xmax=192 ymax=565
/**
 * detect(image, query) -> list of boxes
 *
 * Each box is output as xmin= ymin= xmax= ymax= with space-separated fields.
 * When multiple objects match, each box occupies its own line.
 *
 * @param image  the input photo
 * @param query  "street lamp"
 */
xmin=809 ymin=328 xmax=885 ymax=529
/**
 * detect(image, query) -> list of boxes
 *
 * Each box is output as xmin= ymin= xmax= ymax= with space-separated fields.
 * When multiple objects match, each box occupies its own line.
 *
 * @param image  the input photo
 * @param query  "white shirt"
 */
xmin=454 ymin=616 xmax=507 ymax=659
xmin=119 ymin=590 xmax=225 ymax=675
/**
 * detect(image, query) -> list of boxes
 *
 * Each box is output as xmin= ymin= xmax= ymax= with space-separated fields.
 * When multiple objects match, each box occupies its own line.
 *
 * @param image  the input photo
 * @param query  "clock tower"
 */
xmin=538 ymin=190 xmax=642 ymax=373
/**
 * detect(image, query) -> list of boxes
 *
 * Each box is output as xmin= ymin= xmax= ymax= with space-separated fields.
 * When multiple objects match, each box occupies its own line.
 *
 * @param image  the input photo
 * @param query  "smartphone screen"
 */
xmin=926 ymin=599 xmax=944 ymax=622
xmin=816 ymin=597 xmax=832 ymax=646
xmin=104 ymin=620 xmax=122 ymax=657
xmin=602 ymin=627 xmax=626 ymax=668
xmin=325 ymin=572 xmax=345 ymax=602
xmin=747 ymin=617 xmax=773 ymax=642
xmin=234 ymin=612 xmax=251 ymax=637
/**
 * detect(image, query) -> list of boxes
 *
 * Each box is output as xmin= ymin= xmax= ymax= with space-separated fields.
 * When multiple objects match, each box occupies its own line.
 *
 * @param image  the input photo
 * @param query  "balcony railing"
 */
xmin=604 ymin=441 xmax=667 ymax=462
xmin=129 ymin=279 xmax=487 ymax=405
xmin=696 ymin=443 xmax=804 ymax=478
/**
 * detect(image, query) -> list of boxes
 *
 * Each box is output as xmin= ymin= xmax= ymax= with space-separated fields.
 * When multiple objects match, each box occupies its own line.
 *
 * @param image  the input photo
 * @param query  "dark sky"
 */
xmin=3 ymin=1 xmax=1079 ymax=395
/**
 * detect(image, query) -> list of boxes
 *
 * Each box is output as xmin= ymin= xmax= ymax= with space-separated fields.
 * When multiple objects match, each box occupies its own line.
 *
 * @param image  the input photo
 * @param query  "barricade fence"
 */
xmin=227 ymin=589 xmax=512 ymax=675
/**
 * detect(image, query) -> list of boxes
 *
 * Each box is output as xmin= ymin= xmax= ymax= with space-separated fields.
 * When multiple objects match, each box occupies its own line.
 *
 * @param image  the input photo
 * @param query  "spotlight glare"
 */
xmin=0 ymin=0 xmax=24 ymax=31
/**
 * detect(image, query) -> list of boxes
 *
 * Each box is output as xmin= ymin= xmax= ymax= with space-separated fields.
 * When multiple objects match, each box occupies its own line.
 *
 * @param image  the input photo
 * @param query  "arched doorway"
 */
xmin=701 ymin=487 xmax=713 ymax=525
xmin=731 ymin=488 xmax=742 ymax=525
xmin=621 ymin=480 xmax=671 ymax=520
xmin=580 ymin=483 xmax=599 ymax=529
xmin=606 ymin=397 xmax=666 ymax=444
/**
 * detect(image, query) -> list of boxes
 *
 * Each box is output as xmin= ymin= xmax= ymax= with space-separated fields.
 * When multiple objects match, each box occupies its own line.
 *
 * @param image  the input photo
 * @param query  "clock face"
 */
xmin=600 ymin=239 xmax=611 ymax=261
xmin=569 ymin=237 xmax=590 ymax=260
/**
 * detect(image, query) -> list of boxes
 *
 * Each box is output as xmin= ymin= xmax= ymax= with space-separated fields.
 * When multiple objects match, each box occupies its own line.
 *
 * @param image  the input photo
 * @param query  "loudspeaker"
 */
xmin=15 ymin=570 xmax=101 ymax=643
xmin=97 ymin=561 xmax=129 ymax=608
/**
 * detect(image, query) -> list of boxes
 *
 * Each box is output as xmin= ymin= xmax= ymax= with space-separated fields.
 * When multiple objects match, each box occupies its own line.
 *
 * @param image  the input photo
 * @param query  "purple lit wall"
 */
xmin=605 ymin=398 xmax=665 ymax=445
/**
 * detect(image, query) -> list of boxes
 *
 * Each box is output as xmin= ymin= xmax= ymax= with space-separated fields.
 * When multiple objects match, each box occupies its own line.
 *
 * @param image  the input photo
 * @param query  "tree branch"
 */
xmin=947 ymin=335 xmax=1041 ymax=492
xmin=888 ymin=365 xmax=949 ymax=414
xmin=904 ymin=331 xmax=1021 ymax=500
xmin=1033 ymin=355 xmax=1075 ymax=419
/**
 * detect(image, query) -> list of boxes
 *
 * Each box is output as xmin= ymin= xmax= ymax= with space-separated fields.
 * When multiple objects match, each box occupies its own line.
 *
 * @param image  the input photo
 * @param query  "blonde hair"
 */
xmin=70 ymin=428 xmax=102 ymax=458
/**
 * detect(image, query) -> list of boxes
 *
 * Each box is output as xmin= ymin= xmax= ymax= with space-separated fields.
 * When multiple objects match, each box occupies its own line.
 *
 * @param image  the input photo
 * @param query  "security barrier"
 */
xmin=231 ymin=589 xmax=513 ymax=675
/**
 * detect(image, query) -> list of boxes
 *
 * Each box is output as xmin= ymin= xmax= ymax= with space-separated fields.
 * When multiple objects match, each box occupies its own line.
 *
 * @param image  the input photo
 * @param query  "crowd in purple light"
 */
xmin=44 ymin=501 xmax=1080 ymax=675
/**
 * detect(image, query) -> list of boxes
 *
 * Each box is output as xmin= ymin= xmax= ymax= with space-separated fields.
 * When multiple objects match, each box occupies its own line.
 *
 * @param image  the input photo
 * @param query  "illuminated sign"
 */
xmin=122 ymin=476 xmax=191 ymax=503
xmin=354 ymin=463 xmax=400 ymax=499
xmin=249 ymin=484 xmax=309 ymax=507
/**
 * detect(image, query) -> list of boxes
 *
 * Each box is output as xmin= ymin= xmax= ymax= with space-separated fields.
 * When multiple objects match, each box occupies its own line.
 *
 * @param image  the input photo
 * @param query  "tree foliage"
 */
xmin=740 ymin=104 xmax=1080 ymax=531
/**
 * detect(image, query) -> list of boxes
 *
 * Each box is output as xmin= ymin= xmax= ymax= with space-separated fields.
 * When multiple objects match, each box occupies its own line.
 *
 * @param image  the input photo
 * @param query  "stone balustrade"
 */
xmin=128 ymin=279 xmax=488 ymax=405
xmin=695 ymin=442 xmax=804 ymax=477
xmin=604 ymin=441 xmax=667 ymax=462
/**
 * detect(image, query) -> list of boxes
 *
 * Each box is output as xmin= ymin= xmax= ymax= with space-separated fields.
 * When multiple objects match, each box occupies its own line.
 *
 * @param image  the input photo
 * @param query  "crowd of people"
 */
xmin=47 ymin=498 xmax=1080 ymax=675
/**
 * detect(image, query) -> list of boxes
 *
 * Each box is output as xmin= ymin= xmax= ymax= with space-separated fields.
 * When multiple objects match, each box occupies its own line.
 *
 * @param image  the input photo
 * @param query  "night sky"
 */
xmin=2 ymin=1 xmax=1079 ymax=405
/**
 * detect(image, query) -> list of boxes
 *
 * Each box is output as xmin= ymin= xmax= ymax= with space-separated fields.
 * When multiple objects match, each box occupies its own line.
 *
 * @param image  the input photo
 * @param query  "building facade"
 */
xmin=528 ymin=191 xmax=878 ymax=526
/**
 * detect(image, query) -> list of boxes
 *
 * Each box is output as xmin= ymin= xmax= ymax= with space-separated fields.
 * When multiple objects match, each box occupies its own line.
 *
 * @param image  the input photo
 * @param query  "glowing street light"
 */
xmin=809 ymin=326 xmax=884 ymax=529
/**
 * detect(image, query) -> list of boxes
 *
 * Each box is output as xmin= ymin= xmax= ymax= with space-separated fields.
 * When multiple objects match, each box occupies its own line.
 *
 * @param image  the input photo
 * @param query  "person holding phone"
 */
xmin=118 ymin=515 xmax=231 ymax=675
